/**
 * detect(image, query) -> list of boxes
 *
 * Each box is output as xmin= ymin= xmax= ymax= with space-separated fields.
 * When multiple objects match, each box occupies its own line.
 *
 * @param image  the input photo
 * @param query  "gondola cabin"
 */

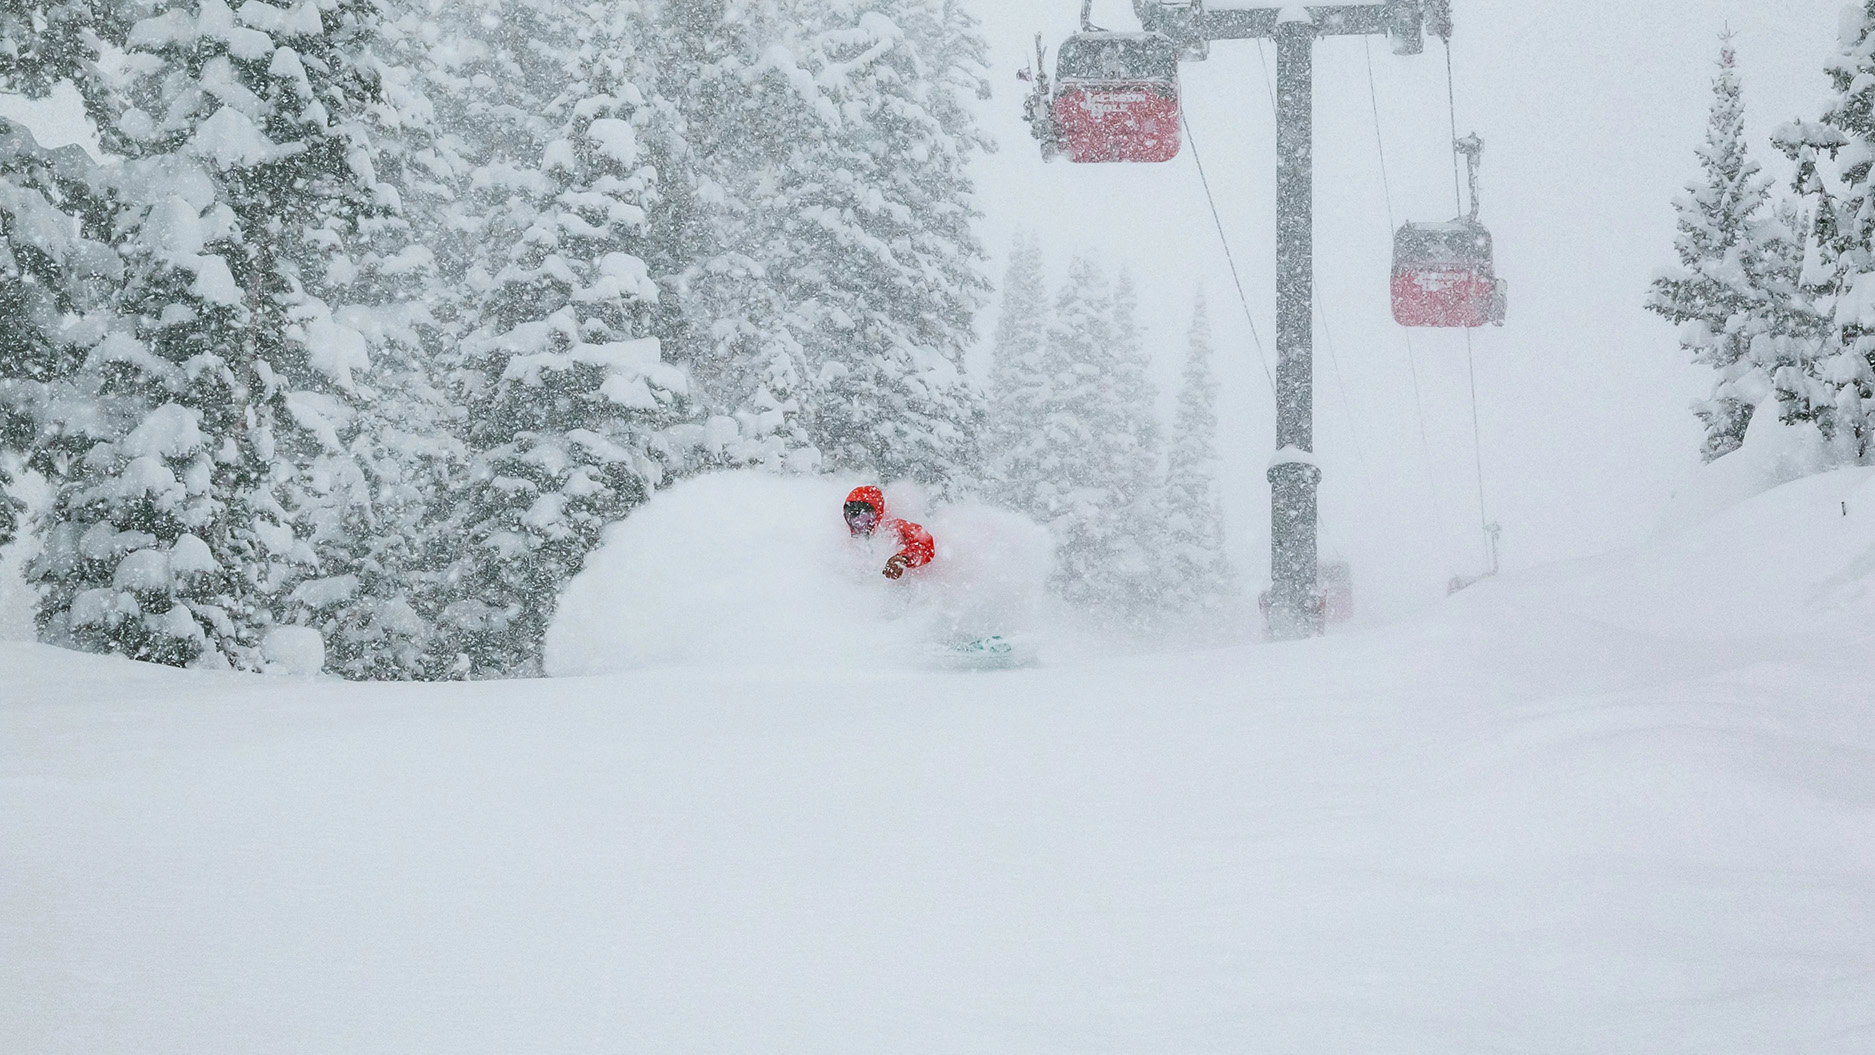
xmin=1051 ymin=32 xmax=1181 ymax=163
xmin=1390 ymin=219 xmax=1507 ymax=328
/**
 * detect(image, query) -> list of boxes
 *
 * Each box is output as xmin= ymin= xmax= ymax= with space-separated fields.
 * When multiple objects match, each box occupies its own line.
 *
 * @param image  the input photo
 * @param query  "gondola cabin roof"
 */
xmin=1393 ymin=219 xmax=1494 ymax=270
xmin=1056 ymin=32 xmax=1179 ymax=84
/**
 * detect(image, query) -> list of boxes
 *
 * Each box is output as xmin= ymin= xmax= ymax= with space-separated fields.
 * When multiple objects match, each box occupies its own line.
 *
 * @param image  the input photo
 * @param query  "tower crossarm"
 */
xmin=1133 ymin=1 xmax=1445 ymax=50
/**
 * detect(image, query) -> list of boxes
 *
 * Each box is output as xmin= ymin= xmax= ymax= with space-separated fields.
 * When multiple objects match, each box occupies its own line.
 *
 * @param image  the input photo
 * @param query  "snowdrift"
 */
xmin=1653 ymin=394 xmax=1832 ymax=537
xmin=1496 ymin=461 xmax=1875 ymax=642
xmin=543 ymin=471 xmax=1051 ymax=675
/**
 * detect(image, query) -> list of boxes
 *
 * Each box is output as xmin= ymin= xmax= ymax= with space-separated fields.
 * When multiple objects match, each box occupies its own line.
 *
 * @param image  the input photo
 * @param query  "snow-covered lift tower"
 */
xmin=1132 ymin=0 xmax=1452 ymax=640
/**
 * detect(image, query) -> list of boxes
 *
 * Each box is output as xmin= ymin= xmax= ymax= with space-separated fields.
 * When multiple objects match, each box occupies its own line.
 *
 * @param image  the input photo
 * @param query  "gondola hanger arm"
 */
xmin=1455 ymin=132 xmax=1483 ymax=222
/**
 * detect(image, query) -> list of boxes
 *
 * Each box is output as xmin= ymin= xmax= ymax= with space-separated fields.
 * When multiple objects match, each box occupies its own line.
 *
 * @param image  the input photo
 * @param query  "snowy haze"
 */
xmin=970 ymin=0 xmax=1844 ymax=614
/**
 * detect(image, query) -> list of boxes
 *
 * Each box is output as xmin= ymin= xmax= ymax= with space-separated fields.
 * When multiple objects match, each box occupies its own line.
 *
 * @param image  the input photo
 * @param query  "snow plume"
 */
xmin=544 ymin=471 xmax=1049 ymax=676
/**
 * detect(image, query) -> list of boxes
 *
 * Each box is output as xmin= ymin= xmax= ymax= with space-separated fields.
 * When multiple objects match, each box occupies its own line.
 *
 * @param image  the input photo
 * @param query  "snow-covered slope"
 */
xmin=4 ymin=472 xmax=1873 ymax=1054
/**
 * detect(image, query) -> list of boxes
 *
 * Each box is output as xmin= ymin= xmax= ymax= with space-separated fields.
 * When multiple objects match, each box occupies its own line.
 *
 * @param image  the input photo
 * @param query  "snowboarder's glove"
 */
xmin=883 ymin=553 xmax=911 ymax=580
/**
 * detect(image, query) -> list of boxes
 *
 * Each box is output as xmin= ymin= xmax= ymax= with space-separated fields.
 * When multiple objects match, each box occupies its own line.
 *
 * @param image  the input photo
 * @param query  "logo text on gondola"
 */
xmin=1077 ymin=91 xmax=1151 ymax=117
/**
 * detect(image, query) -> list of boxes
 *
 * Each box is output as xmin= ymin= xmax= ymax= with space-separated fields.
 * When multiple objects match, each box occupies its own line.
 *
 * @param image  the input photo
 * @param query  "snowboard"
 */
xmin=929 ymin=634 xmax=1035 ymax=671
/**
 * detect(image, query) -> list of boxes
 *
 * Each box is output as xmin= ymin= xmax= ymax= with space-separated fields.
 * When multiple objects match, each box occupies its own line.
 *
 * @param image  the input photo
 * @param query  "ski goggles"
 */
xmin=844 ymin=501 xmax=878 ymax=519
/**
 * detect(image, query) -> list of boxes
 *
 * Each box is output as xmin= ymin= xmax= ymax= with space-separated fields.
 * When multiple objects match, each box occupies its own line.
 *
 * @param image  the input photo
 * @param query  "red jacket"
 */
xmin=846 ymin=485 xmax=935 ymax=568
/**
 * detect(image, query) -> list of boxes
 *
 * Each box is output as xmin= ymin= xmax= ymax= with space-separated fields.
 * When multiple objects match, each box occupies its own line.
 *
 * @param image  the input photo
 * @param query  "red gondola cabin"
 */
xmin=1051 ymin=32 xmax=1181 ymax=163
xmin=1391 ymin=219 xmax=1507 ymax=328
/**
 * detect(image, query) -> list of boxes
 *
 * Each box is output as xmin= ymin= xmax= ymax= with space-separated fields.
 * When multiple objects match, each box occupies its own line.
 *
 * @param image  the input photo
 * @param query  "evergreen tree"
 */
xmin=285 ymin=5 xmax=464 ymax=679
xmin=0 ymin=119 xmax=121 ymax=551
xmin=0 ymin=471 xmax=13 ymax=553
xmin=432 ymin=0 xmax=695 ymax=677
xmin=750 ymin=0 xmax=990 ymax=490
xmin=384 ymin=0 xmax=500 ymax=331
xmin=0 ymin=1 xmax=124 ymax=118
xmin=1773 ymin=4 xmax=1875 ymax=461
xmin=1162 ymin=294 xmax=1236 ymax=615
xmin=985 ymin=232 xmax=1048 ymax=504
xmin=641 ymin=0 xmax=818 ymax=473
xmin=991 ymin=256 xmax=1159 ymax=616
xmin=1034 ymin=258 xmax=1118 ymax=608
xmin=1648 ymin=34 xmax=1819 ymax=461
xmin=33 ymin=0 xmax=408 ymax=669
xmin=1106 ymin=267 xmax=1165 ymax=611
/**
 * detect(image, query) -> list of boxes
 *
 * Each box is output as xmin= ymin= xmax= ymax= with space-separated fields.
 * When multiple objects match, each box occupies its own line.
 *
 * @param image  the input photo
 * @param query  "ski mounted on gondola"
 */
xmin=1020 ymin=1 xmax=1189 ymax=164
xmin=1018 ymin=23 xmax=1175 ymax=161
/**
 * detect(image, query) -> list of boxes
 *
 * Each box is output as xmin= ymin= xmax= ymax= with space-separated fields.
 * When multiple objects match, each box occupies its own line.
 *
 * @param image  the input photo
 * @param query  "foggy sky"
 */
xmin=969 ymin=0 xmax=1844 ymax=617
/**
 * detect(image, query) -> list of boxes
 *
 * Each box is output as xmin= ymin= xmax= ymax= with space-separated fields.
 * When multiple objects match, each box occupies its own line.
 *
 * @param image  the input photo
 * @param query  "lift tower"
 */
xmin=1132 ymin=0 xmax=1452 ymax=640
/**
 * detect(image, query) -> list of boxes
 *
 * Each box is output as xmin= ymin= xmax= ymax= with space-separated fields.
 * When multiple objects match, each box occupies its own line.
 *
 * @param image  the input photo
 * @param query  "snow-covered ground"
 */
xmin=4 ymin=469 xmax=1874 ymax=1054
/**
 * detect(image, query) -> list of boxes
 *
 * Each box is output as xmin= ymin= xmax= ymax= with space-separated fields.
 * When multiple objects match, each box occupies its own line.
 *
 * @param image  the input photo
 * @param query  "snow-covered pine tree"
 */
xmin=380 ymin=0 xmax=501 ymax=330
xmin=1023 ymin=256 xmax=1107 ymax=515
xmin=359 ymin=0 xmax=552 ymax=678
xmin=639 ymin=0 xmax=819 ymax=473
xmin=281 ymin=4 xmax=465 ymax=680
xmin=0 ymin=1 xmax=123 ymax=110
xmin=1162 ymin=294 xmax=1236 ymax=616
xmin=994 ymin=255 xmax=1158 ymax=615
xmin=434 ymin=0 xmax=695 ymax=677
xmin=1772 ymin=5 xmax=1875 ymax=461
xmin=985 ymin=231 xmax=1049 ymax=505
xmin=1105 ymin=268 xmax=1165 ymax=613
xmin=0 ymin=119 xmax=121 ymax=551
xmin=1035 ymin=258 xmax=1118 ymax=607
xmin=748 ymin=0 xmax=991 ymax=491
xmin=33 ymin=0 xmax=410 ymax=670
xmin=1647 ymin=34 xmax=1818 ymax=461
xmin=0 ymin=472 xmax=13 ymax=554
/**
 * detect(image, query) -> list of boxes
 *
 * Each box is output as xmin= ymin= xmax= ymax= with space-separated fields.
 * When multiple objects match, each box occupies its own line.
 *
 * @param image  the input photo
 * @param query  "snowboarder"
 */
xmin=843 ymin=485 xmax=935 ymax=579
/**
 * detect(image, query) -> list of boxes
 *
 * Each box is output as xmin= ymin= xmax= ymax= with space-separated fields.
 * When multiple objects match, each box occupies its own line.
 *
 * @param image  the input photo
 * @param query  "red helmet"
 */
xmin=844 ymin=485 xmax=884 ymax=535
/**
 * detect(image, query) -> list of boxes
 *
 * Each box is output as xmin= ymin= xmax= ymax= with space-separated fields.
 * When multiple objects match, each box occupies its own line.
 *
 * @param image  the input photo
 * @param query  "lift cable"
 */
xmin=1180 ymin=110 xmax=1277 ymax=398
xmin=1443 ymin=39 xmax=1465 ymax=216
xmin=1250 ymin=36 xmax=1278 ymax=112
xmin=1184 ymin=96 xmax=1354 ymax=561
xmin=1364 ymin=36 xmax=1450 ymax=546
xmin=1362 ymin=37 xmax=1399 ymax=227
xmin=1442 ymin=36 xmax=1495 ymax=567
xmin=1314 ymin=290 xmax=1373 ymax=484
xmin=1462 ymin=329 xmax=1490 ymax=562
